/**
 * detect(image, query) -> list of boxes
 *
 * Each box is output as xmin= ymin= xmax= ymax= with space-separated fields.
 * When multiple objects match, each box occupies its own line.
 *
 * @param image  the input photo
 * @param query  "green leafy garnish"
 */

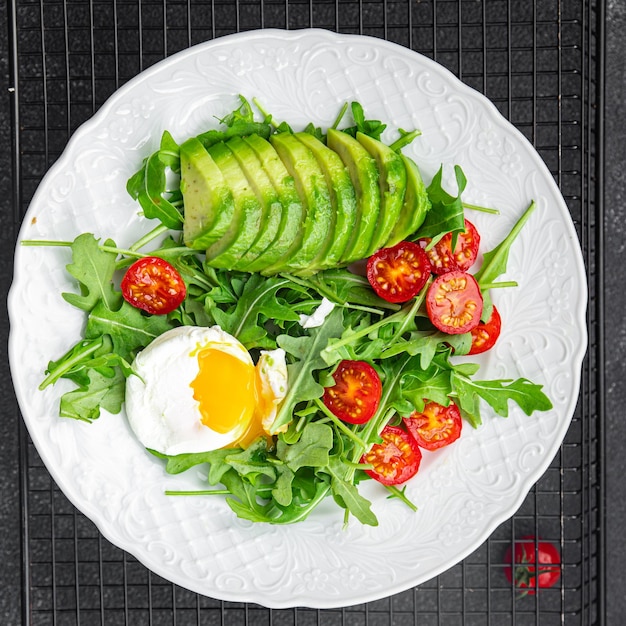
xmin=27 ymin=98 xmax=554 ymax=527
xmin=416 ymin=165 xmax=467 ymax=247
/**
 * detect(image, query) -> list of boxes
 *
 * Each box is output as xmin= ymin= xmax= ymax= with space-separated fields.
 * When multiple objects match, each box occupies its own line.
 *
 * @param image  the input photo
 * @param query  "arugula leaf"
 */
xmin=197 ymin=95 xmax=273 ymax=147
xmin=271 ymin=308 xmax=346 ymax=434
xmin=401 ymin=366 xmax=454 ymax=411
xmin=223 ymin=439 xmax=277 ymax=482
xmin=261 ymin=479 xmax=332 ymax=525
xmin=41 ymin=337 xmax=105 ymax=390
xmin=62 ymin=233 xmax=121 ymax=312
xmin=219 ymin=469 xmax=275 ymax=522
xmin=85 ymin=300 xmax=174 ymax=362
xmin=126 ymin=132 xmax=184 ymax=230
xmin=155 ymin=130 xmax=181 ymax=170
xmin=209 ymin=273 xmax=300 ymax=349
xmin=389 ymin=128 xmax=422 ymax=153
xmin=302 ymin=122 xmax=325 ymax=141
xmin=215 ymin=462 xmax=332 ymax=525
xmin=196 ymin=122 xmax=273 ymax=149
xmin=54 ymin=347 xmax=133 ymax=387
xmin=415 ymin=165 xmax=467 ymax=243
xmin=340 ymin=102 xmax=387 ymax=140
xmin=276 ymin=422 xmax=333 ymax=471
xmin=150 ymin=447 xmax=232 ymax=476
xmin=297 ymin=268 xmax=400 ymax=311
xmin=379 ymin=330 xmax=442 ymax=369
xmin=59 ymin=368 xmax=125 ymax=422
xmin=218 ymin=95 xmax=257 ymax=126
xmin=271 ymin=465 xmax=296 ymax=507
xmin=327 ymin=456 xmax=378 ymax=526
xmin=452 ymin=373 xmax=553 ymax=427
xmin=474 ymin=200 xmax=537 ymax=286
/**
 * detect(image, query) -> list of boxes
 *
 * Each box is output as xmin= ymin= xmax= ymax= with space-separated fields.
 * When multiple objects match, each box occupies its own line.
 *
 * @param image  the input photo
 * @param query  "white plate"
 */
xmin=9 ymin=29 xmax=587 ymax=608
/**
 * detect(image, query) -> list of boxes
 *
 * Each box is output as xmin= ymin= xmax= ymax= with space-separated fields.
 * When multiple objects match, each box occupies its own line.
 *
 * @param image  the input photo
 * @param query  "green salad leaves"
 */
xmin=26 ymin=97 xmax=553 ymax=526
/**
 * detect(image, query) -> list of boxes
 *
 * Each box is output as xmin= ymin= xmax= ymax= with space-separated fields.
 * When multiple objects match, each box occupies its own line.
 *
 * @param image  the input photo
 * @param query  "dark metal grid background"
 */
xmin=8 ymin=0 xmax=603 ymax=624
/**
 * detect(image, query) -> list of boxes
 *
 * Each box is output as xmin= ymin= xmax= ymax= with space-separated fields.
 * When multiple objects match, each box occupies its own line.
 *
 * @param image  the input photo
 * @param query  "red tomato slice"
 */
xmin=322 ymin=360 xmax=382 ymax=424
xmin=504 ymin=536 xmax=561 ymax=595
xmin=362 ymin=425 xmax=422 ymax=485
xmin=468 ymin=305 xmax=502 ymax=355
xmin=404 ymin=400 xmax=462 ymax=451
xmin=419 ymin=219 xmax=481 ymax=274
xmin=426 ymin=270 xmax=483 ymax=334
xmin=366 ymin=241 xmax=431 ymax=304
xmin=121 ymin=256 xmax=187 ymax=315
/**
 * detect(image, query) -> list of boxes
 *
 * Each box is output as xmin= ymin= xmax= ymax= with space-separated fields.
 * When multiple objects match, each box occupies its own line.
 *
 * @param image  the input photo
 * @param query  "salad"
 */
xmin=27 ymin=97 xmax=552 ymax=527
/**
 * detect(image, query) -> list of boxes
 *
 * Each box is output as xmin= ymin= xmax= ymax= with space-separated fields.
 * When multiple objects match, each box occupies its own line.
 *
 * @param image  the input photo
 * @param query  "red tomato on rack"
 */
xmin=121 ymin=256 xmax=187 ymax=315
xmin=322 ymin=360 xmax=382 ymax=424
xmin=504 ymin=536 xmax=561 ymax=595
xmin=403 ymin=400 xmax=462 ymax=451
xmin=426 ymin=270 xmax=483 ymax=334
xmin=366 ymin=241 xmax=431 ymax=303
xmin=362 ymin=425 xmax=422 ymax=485
xmin=468 ymin=306 xmax=502 ymax=354
xmin=419 ymin=219 xmax=481 ymax=274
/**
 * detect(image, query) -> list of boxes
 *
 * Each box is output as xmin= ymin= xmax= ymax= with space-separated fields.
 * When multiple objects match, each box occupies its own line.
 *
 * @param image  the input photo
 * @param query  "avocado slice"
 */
xmin=204 ymin=142 xmax=264 ymax=268
xmin=385 ymin=155 xmax=432 ymax=246
xmin=356 ymin=131 xmax=407 ymax=254
xmin=326 ymin=128 xmax=380 ymax=264
xmin=294 ymin=132 xmax=357 ymax=268
xmin=180 ymin=137 xmax=235 ymax=250
xmin=241 ymin=134 xmax=305 ymax=272
xmin=225 ymin=135 xmax=283 ymax=270
xmin=266 ymin=132 xmax=333 ymax=275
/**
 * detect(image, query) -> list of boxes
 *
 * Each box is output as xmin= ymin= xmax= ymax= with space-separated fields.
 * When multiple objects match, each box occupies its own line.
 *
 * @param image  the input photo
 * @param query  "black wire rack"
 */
xmin=8 ymin=0 xmax=604 ymax=624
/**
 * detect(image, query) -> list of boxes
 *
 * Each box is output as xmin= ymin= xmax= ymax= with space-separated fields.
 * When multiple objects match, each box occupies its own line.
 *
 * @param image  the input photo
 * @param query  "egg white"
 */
xmin=125 ymin=325 xmax=287 ymax=456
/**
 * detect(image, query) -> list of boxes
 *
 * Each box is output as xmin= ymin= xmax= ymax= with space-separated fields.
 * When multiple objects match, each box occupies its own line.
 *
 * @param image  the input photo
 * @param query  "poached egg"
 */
xmin=125 ymin=325 xmax=288 ymax=456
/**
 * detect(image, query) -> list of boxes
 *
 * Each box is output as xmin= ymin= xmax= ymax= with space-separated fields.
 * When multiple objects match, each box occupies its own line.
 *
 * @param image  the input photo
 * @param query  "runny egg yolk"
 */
xmin=189 ymin=343 xmax=279 ymax=449
xmin=190 ymin=345 xmax=256 ymax=436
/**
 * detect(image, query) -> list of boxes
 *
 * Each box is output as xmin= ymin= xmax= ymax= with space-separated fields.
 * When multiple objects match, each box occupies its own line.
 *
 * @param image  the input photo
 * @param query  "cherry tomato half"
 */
xmin=366 ymin=241 xmax=431 ymax=304
xmin=419 ymin=219 xmax=481 ymax=274
xmin=322 ymin=360 xmax=382 ymax=424
xmin=468 ymin=305 xmax=502 ymax=355
xmin=362 ymin=425 xmax=422 ymax=485
xmin=121 ymin=256 xmax=187 ymax=315
xmin=404 ymin=400 xmax=463 ymax=451
xmin=504 ymin=536 xmax=561 ymax=595
xmin=426 ymin=270 xmax=483 ymax=335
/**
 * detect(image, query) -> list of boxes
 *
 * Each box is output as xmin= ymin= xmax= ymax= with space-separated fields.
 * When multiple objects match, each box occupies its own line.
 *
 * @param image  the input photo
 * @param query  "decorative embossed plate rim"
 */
xmin=9 ymin=29 xmax=587 ymax=608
